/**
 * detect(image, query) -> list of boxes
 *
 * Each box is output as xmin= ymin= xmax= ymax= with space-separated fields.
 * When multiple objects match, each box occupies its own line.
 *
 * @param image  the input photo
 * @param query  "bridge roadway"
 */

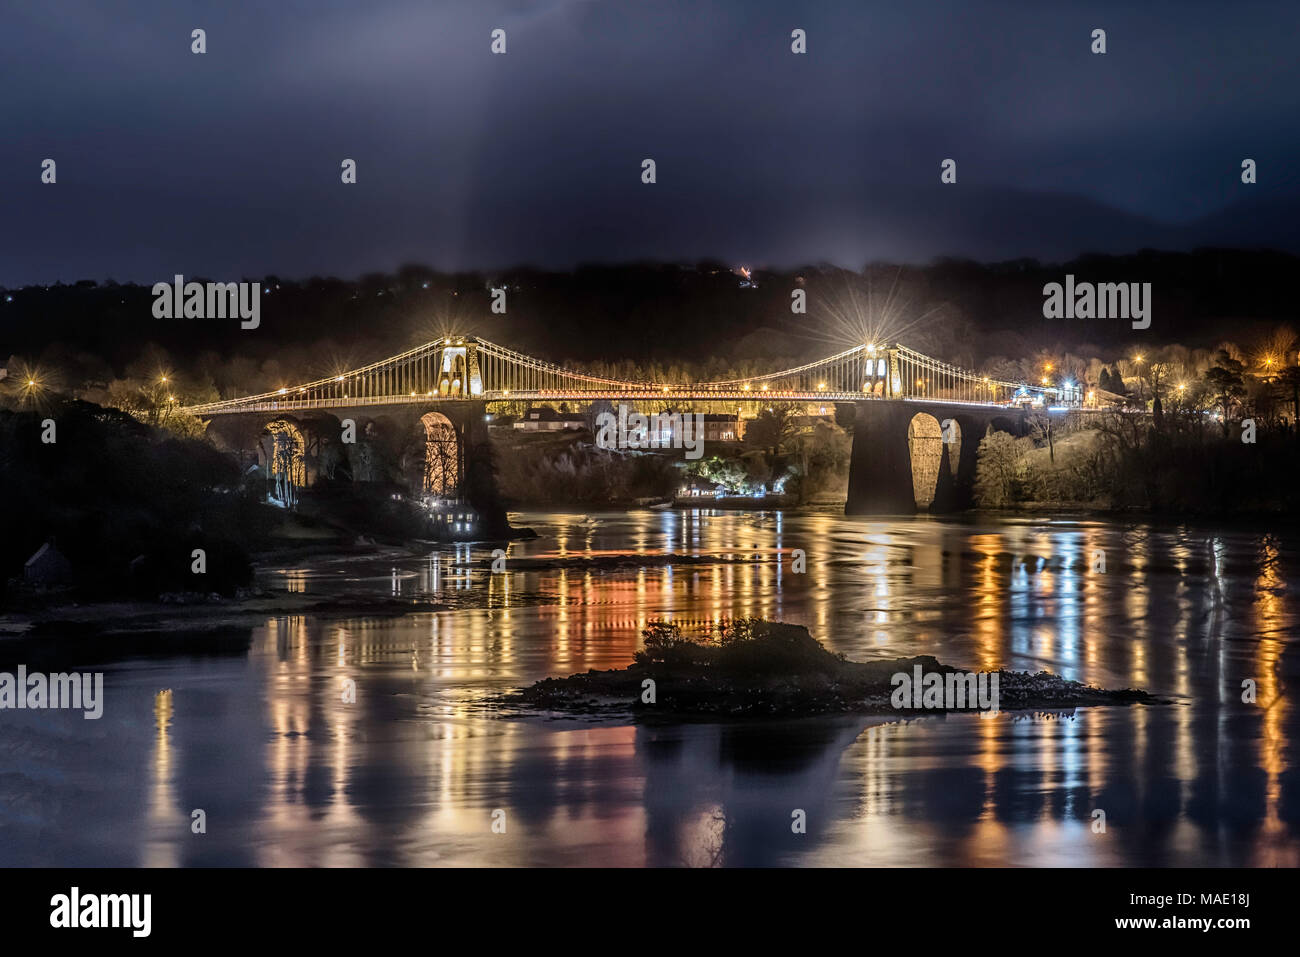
xmin=189 ymin=391 xmax=1071 ymax=415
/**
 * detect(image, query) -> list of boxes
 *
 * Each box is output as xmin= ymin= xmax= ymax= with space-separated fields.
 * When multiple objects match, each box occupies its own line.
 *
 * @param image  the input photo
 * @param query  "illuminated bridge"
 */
xmin=182 ymin=336 xmax=1073 ymax=415
xmin=185 ymin=336 xmax=1085 ymax=517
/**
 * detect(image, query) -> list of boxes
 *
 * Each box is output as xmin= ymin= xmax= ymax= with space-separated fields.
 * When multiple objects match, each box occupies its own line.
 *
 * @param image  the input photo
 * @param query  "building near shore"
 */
xmin=514 ymin=407 xmax=586 ymax=431
xmin=24 ymin=542 xmax=74 ymax=585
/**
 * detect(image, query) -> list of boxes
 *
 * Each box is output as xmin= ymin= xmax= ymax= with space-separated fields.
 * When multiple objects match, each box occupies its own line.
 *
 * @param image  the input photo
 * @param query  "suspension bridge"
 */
xmin=187 ymin=335 xmax=1088 ymax=516
xmin=182 ymin=336 xmax=1075 ymax=415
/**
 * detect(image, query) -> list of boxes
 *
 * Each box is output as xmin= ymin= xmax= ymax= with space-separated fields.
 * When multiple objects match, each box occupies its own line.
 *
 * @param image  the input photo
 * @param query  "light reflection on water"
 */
xmin=3 ymin=509 xmax=1298 ymax=866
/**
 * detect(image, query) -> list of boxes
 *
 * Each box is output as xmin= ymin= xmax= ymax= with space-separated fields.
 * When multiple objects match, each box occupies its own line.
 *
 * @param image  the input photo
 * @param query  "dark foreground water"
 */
xmin=4 ymin=510 xmax=1299 ymax=866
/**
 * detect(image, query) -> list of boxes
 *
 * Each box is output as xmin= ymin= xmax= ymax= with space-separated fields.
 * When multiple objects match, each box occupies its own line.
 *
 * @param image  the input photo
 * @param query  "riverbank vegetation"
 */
xmin=489 ymin=413 xmax=850 ymax=507
xmin=975 ymin=346 xmax=1300 ymax=515
xmin=0 ymin=401 xmax=472 ymax=603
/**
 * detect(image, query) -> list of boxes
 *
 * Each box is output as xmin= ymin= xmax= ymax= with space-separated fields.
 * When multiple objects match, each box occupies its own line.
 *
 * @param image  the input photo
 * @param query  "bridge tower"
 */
xmin=435 ymin=339 xmax=485 ymax=397
xmin=886 ymin=346 xmax=904 ymax=398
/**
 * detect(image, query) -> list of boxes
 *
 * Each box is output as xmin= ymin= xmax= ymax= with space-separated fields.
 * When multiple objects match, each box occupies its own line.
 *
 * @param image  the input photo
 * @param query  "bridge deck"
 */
xmin=192 ymin=392 xmax=1062 ymax=415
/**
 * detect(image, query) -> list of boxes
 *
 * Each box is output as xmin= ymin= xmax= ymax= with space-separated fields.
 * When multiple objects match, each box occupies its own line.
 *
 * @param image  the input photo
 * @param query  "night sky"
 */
xmin=2 ymin=0 xmax=1298 ymax=286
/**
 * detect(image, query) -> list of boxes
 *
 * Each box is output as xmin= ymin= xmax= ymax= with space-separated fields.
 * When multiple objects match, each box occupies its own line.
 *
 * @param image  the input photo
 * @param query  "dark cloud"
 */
xmin=2 ymin=0 xmax=1298 ymax=285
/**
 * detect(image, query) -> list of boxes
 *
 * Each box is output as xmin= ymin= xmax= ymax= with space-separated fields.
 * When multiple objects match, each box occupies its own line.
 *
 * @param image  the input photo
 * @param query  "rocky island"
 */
xmin=509 ymin=618 xmax=1154 ymax=719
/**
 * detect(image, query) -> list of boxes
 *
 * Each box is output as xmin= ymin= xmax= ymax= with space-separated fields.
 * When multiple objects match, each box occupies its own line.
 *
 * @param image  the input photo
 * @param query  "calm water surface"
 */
xmin=4 ymin=510 xmax=1298 ymax=866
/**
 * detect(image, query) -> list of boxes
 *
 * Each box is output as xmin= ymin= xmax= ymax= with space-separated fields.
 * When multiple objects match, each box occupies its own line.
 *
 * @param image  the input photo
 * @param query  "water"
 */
xmin=3 ymin=510 xmax=1297 ymax=866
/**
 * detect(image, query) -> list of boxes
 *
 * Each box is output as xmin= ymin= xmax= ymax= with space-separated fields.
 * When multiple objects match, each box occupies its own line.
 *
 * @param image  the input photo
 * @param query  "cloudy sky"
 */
xmin=2 ymin=0 xmax=1297 ymax=285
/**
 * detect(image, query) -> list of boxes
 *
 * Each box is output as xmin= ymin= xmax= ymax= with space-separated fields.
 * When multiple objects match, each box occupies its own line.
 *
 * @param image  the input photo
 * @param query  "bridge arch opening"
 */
xmin=907 ymin=412 xmax=944 ymax=509
xmin=420 ymin=411 xmax=460 ymax=497
xmin=262 ymin=419 xmax=306 ymax=508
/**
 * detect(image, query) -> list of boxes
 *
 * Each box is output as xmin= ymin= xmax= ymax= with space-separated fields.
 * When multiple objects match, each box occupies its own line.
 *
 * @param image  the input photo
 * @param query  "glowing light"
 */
xmin=278 ymin=387 xmax=287 ymax=394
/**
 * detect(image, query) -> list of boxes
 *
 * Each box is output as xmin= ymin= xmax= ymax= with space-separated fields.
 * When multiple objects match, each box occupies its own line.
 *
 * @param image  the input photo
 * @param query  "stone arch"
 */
xmin=262 ymin=418 xmax=306 ymax=507
xmin=907 ymin=412 xmax=944 ymax=509
xmin=420 ymin=411 xmax=460 ymax=496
